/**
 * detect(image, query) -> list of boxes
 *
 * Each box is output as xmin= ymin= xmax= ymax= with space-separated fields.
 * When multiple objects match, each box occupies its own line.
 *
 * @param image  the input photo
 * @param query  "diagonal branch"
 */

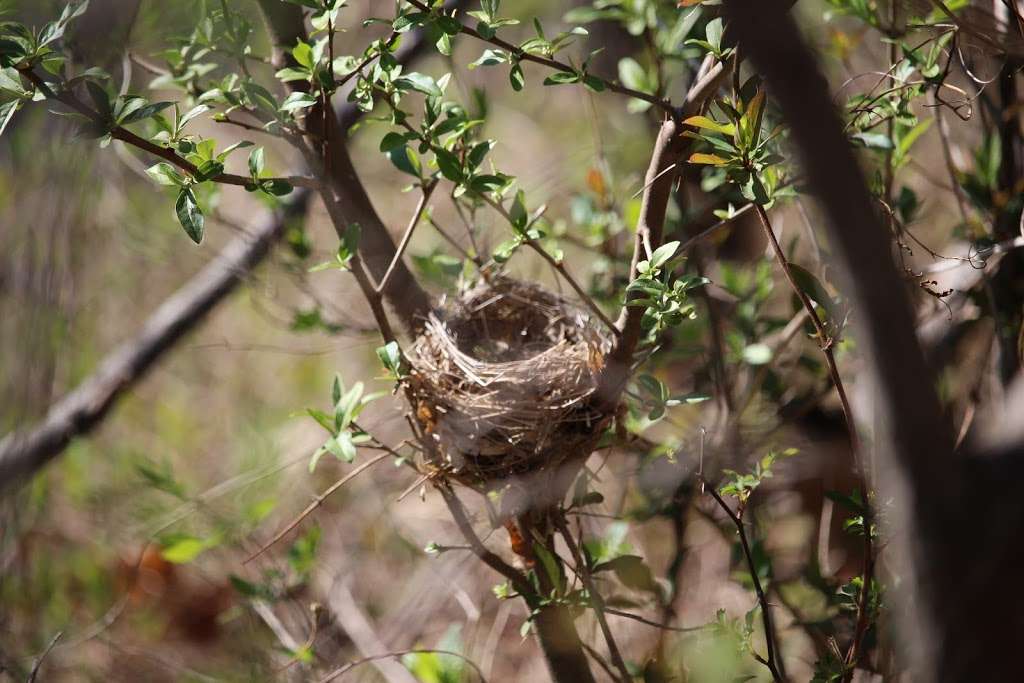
xmin=702 ymin=478 xmax=786 ymax=682
xmin=597 ymin=57 xmax=730 ymax=407
xmin=0 ymin=192 xmax=308 ymax=489
xmin=404 ymin=0 xmax=673 ymax=114
xmin=16 ymin=67 xmax=316 ymax=191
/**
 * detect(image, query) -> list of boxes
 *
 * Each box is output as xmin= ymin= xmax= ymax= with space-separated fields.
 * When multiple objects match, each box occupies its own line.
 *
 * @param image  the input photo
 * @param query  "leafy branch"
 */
xmin=403 ymin=0 xmax=673 ymax=113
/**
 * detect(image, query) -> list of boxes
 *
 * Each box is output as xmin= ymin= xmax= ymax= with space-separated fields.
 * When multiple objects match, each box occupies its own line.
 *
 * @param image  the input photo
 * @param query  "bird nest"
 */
xmin=407 ymin=278 xmax=614 ymax=488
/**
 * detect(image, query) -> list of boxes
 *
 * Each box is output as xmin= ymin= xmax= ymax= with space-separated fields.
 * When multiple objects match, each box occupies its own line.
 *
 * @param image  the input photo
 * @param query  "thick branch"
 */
xmin=722 ymin=0 xmax=955 ymax=677
xmin=257 ymin=0 xmax=432 ymax=334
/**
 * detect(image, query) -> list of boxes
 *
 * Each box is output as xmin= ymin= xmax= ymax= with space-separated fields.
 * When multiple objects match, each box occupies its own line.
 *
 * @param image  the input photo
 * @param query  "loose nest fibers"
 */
xmin=407 ymin=278 xmax=614 ymax=487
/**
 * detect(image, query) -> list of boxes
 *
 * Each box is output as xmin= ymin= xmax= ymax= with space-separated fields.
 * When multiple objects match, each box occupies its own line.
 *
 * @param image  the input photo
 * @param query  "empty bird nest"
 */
xmin=407 ymin=278 xmax=614 ymax=488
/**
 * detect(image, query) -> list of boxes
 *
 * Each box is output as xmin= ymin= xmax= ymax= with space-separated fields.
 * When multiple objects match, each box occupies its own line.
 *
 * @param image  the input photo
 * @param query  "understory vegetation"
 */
xmin=2 ymin=0 xmax=1023 ymax=681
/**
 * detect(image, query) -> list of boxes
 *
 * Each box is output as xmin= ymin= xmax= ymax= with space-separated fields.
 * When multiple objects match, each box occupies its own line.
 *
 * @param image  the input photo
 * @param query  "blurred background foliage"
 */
xmin=0 ymin=0 xmax=1014 ymax=681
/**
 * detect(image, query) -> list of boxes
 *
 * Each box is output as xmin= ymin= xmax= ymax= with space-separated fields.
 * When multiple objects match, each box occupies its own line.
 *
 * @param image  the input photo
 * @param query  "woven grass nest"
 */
xmin=407 ymin=278 xmax=614 ymax=488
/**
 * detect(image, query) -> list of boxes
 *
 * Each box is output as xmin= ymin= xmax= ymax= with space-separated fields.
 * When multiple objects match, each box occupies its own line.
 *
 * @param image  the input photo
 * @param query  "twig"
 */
xmin=27 ymin=632 xmax=63 ymax=683
xmin=723 ymin=4 xmax=954 ymax=680
xmin=581 ymin=643 xmax=618 ymax=682
xmin=377 ymin=181 xmax=438 ymax=294
xmin=427 ymin=215 xmax=482 ymax=265
xmin=701 ymin=477 xmax=786 ymax=682
xmin=434 ymin=482 xmax=533 ymax=598
xmin=554 ymin=514 xmax=631 ymax=683
xmin=326 ymin=579 xmax=420 ymax=683
xmin=243 ymin=452 xmax=391 ymax=564
xmin=603 ymin=607 xmax=703 ymax=633
xmin=752 ymin=204 xmax=860 ymax=454
xmin=752 ymin=203 xmax=872 ymax=682
xmin=481 ymin=195 xmax=619 ymax=334
xmin=317 ymin=649 xmax=488 ymax=683
xmin=18 ymin=68 xmax=317 ymax=190
xmin=404 ymin=0 xmax=673 ymax=114
xmin=0 ymin=193 xmax=308 ymax=487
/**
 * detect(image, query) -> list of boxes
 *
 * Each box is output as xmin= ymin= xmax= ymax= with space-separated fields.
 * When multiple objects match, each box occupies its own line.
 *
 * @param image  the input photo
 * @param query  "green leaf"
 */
xmin=896 ymin=118 xmax=932 ymax=158
xmin=468 ymin=48 xmax=509 ymax=69
xmin=175 ymin=187 xmax=204 ymax=244
xmin=117 ymin=98 xmax=172 ymax=124
xmin=650 ymin=241 xmax=680 ymax=269
xmin=394 ymin=72 xmax=442 ymax=97
xmin=689 ymin=152 xmax=728 ymax=166
xmin=684 ymin=115 xmax=735 ymax=136
xmin=376 ymin=341 xmax=403 ymax=377
xmin=543 ymin=70 xmax=581 ymax=85
xmin=193 ymin=159 xmax=224 ymax=182
xmin=509 ymin=189 xmax=528 ymax=229
xmin=788 ymin=262 xmax=843 ymax=330
xmin=292 ymin=41 xmax=314 ymax=69
xmin=379 ymin=131 xmax=408 ymax=152
xmin=287 ymin=525 xmax=321 ymax=575
xmin=617 ymin=57 xmax=648 ymax=92
xmin=509 ymin=61 xmax=524 ymax=91
xmin=280 ymin=91 xmax=317 ymax=113
xmin=434 ymin=147 xmax=463 ymax=181
xmin=145 ymin=162 xmax=187 ymax=187
xmin=339 ymin=221 xmax=361 ymax=262
xmin=706 ymin=17 xmax=724 ymax=52
xmin=492 ymin=238 xmax=520 ymax=263
xmin=161 ymin=535 xmax=216 ymax=564
xmin=387 ymin=145 xmax=421 ymax=177
xmin=600 ymin=554 xmax=659 ymax=594
xmin=393 ymin=11 xmax=428 ymax=33
xmin=248 ymin=146 xmax=265 ymax=178
xmin=216 ymin=140 xmax=253 ymax=162
xmin=85 ymin=80 xmax=111 ymax=118
xmin=0 ymin=67 xmax=28 ymax=97
xmin=0 ymin=99 xmax=20 ymax=139
xmin=260 ymin=179 xmax=293 ymax=196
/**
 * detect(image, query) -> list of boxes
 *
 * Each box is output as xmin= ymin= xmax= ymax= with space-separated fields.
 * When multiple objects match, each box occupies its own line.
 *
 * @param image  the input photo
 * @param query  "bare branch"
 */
xmin=0 ymin=194 xmax=307 ymax=489
xmin=243 ymin=452 xmax=392 ymax=565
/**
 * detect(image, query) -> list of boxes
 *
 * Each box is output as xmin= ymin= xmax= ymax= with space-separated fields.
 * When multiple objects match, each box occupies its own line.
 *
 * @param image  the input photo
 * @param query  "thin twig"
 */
xmin=553 ymin=514 xmax=631 ymax=683
xmin=27 ymin=632 xmax=63 ymax=683
xmin=752 ymin=205 xmax=860 ymax=453
xmin=377 ymin=181 xmax=437 ymax=294
xmin=435 ymin=482 xmax=533 ymax=598
xmin=751 ymin=204 xmax=873 ymax=681
xmin=18 ymin=68 xmax=317 ymax=190
xmin=603 ymin=607 xmax=703 ymax=633
xmin=481 ymin=195 xmax=619 ymax=334
xmin=243 ymin=452 xmax=391 ymax=564
xmin=701 ymin=478 xmax=785 ymax=682
xmin=404 ymin=0 xmax=673 ymax=114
